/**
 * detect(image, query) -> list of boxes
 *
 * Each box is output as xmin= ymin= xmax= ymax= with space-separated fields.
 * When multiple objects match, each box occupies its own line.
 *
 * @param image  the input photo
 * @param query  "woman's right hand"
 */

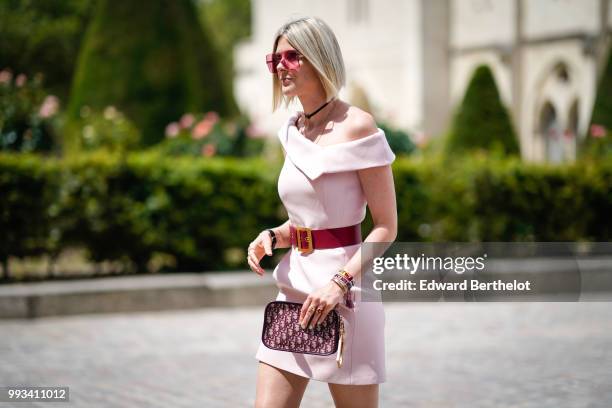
xmin=247 ymin=230 xmax=275 ymax=276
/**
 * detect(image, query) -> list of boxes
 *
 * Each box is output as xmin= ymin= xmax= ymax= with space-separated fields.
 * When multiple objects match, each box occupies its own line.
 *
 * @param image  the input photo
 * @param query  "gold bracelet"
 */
xmin=338 ymin=269 xmax=353 ymax=281
xmin=331 ymin=277 xmax=348 ymax=294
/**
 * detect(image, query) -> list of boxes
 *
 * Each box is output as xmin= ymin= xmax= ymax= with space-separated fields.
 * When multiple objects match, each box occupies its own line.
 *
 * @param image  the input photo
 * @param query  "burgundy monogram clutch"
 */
xmin=261 ymin=301 xmax=346 ymax=367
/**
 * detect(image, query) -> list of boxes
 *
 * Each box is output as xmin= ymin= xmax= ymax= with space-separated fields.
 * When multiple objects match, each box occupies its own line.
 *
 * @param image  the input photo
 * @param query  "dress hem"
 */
xmin=254 ymin=355 xmax=386 ymax=385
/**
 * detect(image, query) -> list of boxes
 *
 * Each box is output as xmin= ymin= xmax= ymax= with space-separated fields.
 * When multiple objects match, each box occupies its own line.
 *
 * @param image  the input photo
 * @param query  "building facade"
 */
xmin=234 ymin=0 xmax=612 ymax=162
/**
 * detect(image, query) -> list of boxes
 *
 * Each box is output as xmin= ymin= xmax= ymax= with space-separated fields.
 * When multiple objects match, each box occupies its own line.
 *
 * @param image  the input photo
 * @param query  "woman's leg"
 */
xmin=328 ymin=383 xmax=379 ymax=408
xmin=255 ymin=361 xmax=310 ymax=408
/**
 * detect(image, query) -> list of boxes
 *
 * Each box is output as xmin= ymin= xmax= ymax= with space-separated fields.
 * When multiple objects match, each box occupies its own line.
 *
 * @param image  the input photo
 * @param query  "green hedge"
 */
xmin=405 ymin=154 xmax=612 ymax=241
xmin=1 ymin=151 xmax=611 ymax=278
xmin=0 ymin=151 xmax=282 ymax=277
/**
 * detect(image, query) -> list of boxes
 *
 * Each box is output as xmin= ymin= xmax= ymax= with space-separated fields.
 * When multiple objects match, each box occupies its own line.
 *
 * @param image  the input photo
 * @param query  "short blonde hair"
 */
xmin=271 ymin=16 xmax=346 ymax=111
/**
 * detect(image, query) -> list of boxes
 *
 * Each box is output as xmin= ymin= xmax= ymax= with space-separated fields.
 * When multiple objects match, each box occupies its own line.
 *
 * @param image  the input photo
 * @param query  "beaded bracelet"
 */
xmin=335 ymin=272 xmax=353 ymax=286
xmin=333 ymin=273 xmax=354 ymax=291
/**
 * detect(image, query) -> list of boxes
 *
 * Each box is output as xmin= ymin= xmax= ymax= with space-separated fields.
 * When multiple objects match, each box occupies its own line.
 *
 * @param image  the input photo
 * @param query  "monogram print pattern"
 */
xmin=262 ymin=301 xmax=340 ymax=356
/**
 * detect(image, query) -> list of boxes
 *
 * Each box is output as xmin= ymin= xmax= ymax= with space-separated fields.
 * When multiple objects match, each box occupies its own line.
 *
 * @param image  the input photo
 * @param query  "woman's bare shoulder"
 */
xmin=341 ymin=105 xmax=378 ymax=142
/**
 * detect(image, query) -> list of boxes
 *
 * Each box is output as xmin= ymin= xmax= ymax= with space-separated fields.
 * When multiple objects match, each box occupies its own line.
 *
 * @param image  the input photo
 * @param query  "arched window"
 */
xmin=553 ymin=62 xmax=570 ymax=83
xmin=539 ymin=101 xmax=564 ymax=163
xmin=533 ymin=59 xmax=580 ymax=162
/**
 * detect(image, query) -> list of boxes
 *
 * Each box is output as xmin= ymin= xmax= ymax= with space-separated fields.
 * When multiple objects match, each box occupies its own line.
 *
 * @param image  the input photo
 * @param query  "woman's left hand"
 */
xmin=299 ymin=280 xmax=345 ymax=329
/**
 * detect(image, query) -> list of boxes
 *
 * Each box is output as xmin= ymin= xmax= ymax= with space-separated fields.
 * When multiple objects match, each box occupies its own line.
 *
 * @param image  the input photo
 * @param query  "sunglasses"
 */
xmin=265 ymin=50 xmax=303 ymax=74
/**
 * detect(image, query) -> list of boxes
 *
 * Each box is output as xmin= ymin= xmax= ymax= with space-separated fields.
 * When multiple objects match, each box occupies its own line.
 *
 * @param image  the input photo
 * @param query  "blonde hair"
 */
xmin=271 ymin=16 xmax=346 ymax=111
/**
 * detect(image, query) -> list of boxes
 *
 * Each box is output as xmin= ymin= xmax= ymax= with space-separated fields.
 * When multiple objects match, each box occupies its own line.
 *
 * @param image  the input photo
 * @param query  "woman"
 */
xmin=247 ymin=16 xmax=397 ymax=408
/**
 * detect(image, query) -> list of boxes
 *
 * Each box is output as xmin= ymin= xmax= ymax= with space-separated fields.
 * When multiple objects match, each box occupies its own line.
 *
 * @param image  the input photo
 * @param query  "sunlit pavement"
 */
xmin=1 ymin=302 xmax=611 ymax=407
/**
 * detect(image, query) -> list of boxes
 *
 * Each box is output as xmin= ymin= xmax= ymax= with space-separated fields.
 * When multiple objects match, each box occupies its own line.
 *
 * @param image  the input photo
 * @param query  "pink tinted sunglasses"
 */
xmin=265 ymin=50 xmax=303 ymax=73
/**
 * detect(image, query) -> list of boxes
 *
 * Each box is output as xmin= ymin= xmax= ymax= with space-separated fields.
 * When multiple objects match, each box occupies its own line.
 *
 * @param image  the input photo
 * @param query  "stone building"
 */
xmin=234 ymin=0 xmax=612 ymax=162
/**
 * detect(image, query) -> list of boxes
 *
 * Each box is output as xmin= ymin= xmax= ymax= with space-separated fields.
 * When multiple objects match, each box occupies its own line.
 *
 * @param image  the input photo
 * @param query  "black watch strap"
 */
xmin=266 ymin=229 xmax=277 ymax=250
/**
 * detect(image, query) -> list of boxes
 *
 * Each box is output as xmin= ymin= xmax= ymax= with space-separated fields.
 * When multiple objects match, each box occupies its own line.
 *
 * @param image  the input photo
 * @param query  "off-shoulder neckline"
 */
xmin=287 ymin=114 xmax=385 ymax=149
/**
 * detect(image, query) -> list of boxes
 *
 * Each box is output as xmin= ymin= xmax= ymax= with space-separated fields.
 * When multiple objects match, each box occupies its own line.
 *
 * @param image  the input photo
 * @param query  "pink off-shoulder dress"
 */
xmin=254 ymin=111 xmax=396 ymax=385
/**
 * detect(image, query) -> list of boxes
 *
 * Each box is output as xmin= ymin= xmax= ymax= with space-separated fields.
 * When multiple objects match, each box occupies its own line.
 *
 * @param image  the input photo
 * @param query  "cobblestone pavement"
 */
xmin=0 ymin=302 xmax=611 ymax=407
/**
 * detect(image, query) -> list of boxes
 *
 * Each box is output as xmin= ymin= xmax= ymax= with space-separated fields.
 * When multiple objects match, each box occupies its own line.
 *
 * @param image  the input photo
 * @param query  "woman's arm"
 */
xmin=342 ymin=113 xmax=398 ymax=281
xmin=269 ymin=219 xmax=291 ymax=249
xmin=298 ymin=112 xmax=397 ymax=327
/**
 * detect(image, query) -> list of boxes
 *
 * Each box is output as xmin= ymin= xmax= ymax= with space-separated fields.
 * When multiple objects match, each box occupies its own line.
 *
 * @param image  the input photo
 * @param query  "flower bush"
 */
xmin=152 ymin=111 xmax=266 ymax=158
xmin=61 ymin=105 xmax=141 ymax=155
xmin=0 ymin=69 xmax=59 ymax=153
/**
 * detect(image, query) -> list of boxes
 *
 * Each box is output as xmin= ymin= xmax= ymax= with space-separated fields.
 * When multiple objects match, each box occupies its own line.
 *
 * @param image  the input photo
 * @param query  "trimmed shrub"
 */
xmin=378 ymin=123 xmax=416 ymax=156
xmin=446 ymin=65 xmax=519 ymax=156
xmin=68 ymin=0 xmax=237 ymax=147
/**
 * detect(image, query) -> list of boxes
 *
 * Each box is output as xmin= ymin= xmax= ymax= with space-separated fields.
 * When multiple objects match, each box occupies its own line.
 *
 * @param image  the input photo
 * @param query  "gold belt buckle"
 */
xmin=295 ymin=226 xmax=314 ymax=254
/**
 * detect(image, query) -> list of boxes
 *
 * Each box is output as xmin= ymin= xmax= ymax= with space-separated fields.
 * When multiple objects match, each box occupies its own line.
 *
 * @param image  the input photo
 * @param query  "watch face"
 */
xmin=267 ymin=229 xmax=277 ymax=249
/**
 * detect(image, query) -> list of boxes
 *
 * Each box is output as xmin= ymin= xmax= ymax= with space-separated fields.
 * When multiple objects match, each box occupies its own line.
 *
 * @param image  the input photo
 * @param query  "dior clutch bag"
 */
xmin=261 ymin=301 xmax=346 ymax=368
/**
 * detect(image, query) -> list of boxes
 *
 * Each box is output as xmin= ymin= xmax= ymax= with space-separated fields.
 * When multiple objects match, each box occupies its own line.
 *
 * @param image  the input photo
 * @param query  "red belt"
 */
xmin=289 ymin=223 xmax=361 ymax=254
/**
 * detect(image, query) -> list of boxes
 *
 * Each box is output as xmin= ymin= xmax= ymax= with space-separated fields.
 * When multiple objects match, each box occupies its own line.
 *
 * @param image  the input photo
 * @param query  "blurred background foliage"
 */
xmin=0 ymin=0 xmax=96 ymax=102
xmin=0 ymin=0 xmax=253 ymax=152
xmin=0 ymin=71 xmax=59 ymax=153
xmin=0 ymin=0 xmax=610 ymax=281
xmin=1 ymin=151 xmax=610 ymax=281
xmin=581 ymin=47 xmax=612 ymax=160
xmin=67 ymin=0 xmax=238 ymax=146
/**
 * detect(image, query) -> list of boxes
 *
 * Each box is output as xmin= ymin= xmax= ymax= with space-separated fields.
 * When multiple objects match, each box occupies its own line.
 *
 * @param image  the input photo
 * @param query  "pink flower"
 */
xmin=204 ymin=111 xmax=219 ymax=125
xmin=180 ymin=113 xmax=195 ymax=129
xmin=38 ymin=95 xmax=60 ymax=118
xmin=192 ymin=119 xmax=213 ymax=139
xmin=590 ymin=124 xmax=607 ymax=139
xmin=0 ymin=70 xmax=12 ymax=85
xmin=15 ymin=74 xmax=26 ymax=87
xmin=563 ymin=129 xmax=574 ymax=139
xmin=165 ymin=122 xmax=180 ymax=138
xmin=201 ymin=143 xmax=216 ymax=157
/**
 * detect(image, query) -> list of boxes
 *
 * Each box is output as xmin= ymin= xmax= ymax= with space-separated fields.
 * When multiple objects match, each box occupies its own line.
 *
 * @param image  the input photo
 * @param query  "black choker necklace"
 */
xmin=304 ymin=98 xmax=335 ymax=119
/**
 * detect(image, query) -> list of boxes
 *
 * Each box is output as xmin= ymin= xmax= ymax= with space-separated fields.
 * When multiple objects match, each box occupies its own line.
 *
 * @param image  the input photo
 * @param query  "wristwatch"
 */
xmin=266 ymin=229 xmax=277 ymax=250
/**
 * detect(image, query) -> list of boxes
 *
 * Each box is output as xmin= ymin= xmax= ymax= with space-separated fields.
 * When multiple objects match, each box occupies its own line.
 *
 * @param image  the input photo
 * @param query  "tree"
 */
xmin=197 ymin=0 xmax=251 ymax=113
xmin=446 ymin=65 xmax=519 ymax=156
xmin=0 ymin=0 xmax=95 ymax=101
xmin=68 ymin=0 xmax=238 ymax=146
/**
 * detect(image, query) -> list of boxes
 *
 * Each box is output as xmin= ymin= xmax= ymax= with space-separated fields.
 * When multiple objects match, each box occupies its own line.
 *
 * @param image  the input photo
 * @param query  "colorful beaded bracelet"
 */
xmin=333 ymin=273 xmax=354 ymax=291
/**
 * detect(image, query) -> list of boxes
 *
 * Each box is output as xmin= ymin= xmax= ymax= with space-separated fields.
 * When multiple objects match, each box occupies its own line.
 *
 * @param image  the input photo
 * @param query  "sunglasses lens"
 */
xmin=285 ymin=51 xmax=300 ymax=69
xmin=265 ymin=51 xmax=301 ymax=73
xmin=265 ymin=54 xmax=278 ymax=73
